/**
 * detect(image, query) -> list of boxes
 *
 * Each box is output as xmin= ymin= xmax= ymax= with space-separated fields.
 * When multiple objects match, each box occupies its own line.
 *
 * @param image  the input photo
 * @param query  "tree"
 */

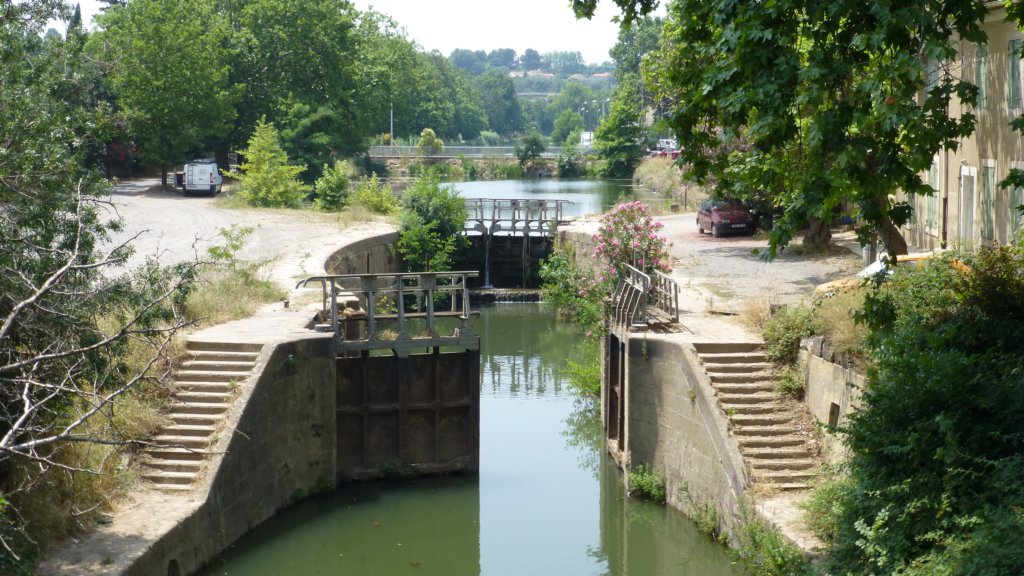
xmin=475 ymin=69 xmax=523 ymax=136
xmin=640 ymin=0 xmax=985 ymax=256
xmin=519 ymin=48 xmax=542 ymax=71
xmin=486 ymin=48 xmax=517 ymax=70
xmin=2 ymin=2 xmax=195 ymax=562
xmin=235 ymin=118 xmax=310 ymax=207
xmin=515 ymin=132 xmax=547 ymax=168
xmin=416 ymin=128 xmax=445 ymax=156
xmin=450 ymin=48 xmax=487 ymax=75
xmin=556 ymin=132 xmax=585 ymax=178
xmin=93 ymin=0 xmax=237 ymax=184
xmin=551 ymin=110 xmax=585 ymax=145
xmin=594 ymin=80 xmax=644 ymax=178
xmin=397 ymin=176 xmax=467 ymax=271
xmin=314 ymin=160 xmax=350 ymax=211
xmin=541 ymin=51 xmax=587 ymax=75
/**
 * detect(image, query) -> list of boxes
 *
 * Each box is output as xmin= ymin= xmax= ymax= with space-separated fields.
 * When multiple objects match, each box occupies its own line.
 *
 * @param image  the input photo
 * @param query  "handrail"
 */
xmin=609 ymin=265 xmax=680 ymax=333
xmin=463 ymin=198 xmax=574 ymax=237
xmin=296 ymin=271 xmax=480 ymax=357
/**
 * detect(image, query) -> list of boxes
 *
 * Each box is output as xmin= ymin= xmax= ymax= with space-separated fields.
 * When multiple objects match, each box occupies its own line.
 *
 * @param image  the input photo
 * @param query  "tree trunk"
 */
xmin=801 ymin=217 xmax=832 ymax=252
xmin=161 ymin=165 xmax=168 ymax=187
xmin=877 ymin=219 xmax=908 ymax=256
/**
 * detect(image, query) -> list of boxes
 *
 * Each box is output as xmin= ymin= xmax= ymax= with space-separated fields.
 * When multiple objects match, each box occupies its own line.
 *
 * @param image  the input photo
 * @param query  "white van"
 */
xmin=181 ymin=159 xmax=222 ymax=196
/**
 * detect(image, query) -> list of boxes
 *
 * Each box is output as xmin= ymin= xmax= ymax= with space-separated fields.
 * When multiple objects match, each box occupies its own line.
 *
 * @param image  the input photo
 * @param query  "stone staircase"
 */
xmin=694 ymin=342 xmax=819 ymax=491
xmin=140 ymin=340 xmax=263 ymax=491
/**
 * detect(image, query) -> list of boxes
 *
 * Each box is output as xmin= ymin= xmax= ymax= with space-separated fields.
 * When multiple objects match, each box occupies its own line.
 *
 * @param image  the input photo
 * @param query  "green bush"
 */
xmin=730 ymin=501 xmax=811 ymax=576
xmin=397 ymin=175 xmax=467 ymax=272
xmin=762 ymin=304 xmax=815 ymax=365
xmin=773 ymin=364 xmax=805 ymax=400
xmin=235 ymin=117 xmax=310 ymax=208
xmin=313 ymin=160 xmax=349 ymax=211
xmin=349 ymin=174 xmax=397 ymax=215
xmin=515 ymin=131 xmax=546 ymax=167
xmin=539 ymin=247 xmax=604 ymax=335
xmin=493 ymin=162 xmax=523 ymax=180
xmin=564 ymin=338 xmax=601 ymax=397
xmin=821 ymin=248 xmax=1024 ymax=574
xmin=628 ymin=464 xmax=666 ymax=504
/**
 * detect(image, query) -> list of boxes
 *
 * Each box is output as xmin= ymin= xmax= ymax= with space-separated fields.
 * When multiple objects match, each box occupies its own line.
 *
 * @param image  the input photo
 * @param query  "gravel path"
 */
xmin=104 ymin=177 xmax=394 ymax=291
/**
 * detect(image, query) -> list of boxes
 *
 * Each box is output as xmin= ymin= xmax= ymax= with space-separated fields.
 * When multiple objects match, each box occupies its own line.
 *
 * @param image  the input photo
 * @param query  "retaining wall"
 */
xmin=800 ymin=340 xmax=865 ymax=465
xmin=324 ymin=232 xmax=400 ymax=275
xmin=616 ymin=334 xmax=748 ymax=532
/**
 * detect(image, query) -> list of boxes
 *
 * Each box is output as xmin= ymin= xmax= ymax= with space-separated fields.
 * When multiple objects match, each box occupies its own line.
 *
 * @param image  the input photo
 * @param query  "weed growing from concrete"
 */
xmin=628 ymin=464 xmax=666 ymax=504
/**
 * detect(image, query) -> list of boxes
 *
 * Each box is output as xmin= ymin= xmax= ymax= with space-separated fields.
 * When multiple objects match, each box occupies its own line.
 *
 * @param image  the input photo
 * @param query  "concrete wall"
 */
xmin=617 ymin=334 xmax=748 ymax=531
xmin=800 ymin=340 xmax=865 ymax=465
xmin=555 ymin=224 xmax=601 ymax=275
xmin=324 ymin=232 xmax=400 ymax=275
xmin=125 ymin=335 xmax=337 ymax=576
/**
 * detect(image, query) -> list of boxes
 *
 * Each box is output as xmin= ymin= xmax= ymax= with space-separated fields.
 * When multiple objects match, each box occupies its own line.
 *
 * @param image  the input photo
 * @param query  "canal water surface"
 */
xmin=196 ymin=304 xmax=739 ymax=576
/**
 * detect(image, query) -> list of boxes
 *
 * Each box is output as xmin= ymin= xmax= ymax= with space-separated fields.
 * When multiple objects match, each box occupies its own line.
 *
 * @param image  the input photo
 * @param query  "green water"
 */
xmin=196 ymin=304 xmax=739 ymax=576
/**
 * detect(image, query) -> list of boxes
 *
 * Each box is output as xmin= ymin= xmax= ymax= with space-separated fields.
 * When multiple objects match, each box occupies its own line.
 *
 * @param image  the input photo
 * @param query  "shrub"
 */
xmin=477 ymin=130 xmax=502 ymax=146
xmin=730 ymin=501 xmax=811 ymax=575
xmin=556 ymin=137 xmax=584 ymax=178
xmin=416 ymin=128 xmax=444 ymax=156
xmin=773 ymin=364 xmax=805 ymax=400
xmin=592 ymin=201 xmax=671 ymax=283
xmin=397 ymin=175 xmax=467 ymax=271
xmin=539 ymin=247 xmax=604 ymax=335
xmin=628 ymin=464 xmax=666 ymax=504
xmin=313 ymin=160 xmax=349 ymax=211
xmin=515 ymin=131 xmax=546 ymax=167
xmin=762 ymin=304 xmax=815 ymax=364
xmin=564 ymin=338 xmax=601 ymax=398
xmin=349 ymin=174 xmax=397 ymax=215
xmin=235 ymin=117 xmax=310 ymax=208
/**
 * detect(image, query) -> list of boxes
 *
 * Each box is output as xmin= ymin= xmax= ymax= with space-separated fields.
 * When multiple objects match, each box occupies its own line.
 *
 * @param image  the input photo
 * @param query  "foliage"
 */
xmin=313 ymin=160 xmax=350 ymax=211
xmin=641 ymin=0 xmax=986 ymax=258
xmin=234 ymin=118 xmax=310 ymax=207
xmin=515 ymin=131 xmax=547 ymax=167
xmin=729 ymin=500 xmax=812 ymax=576
xmin=539 ymin=248 xmax=605 ymax=335
xmin=475 ymin=69 xmax=523 ymax=136
xmin=92 ymin=0 xmax=237 ymax=175
xmin=416 ymin=128 xmax=445 ymax=156
xmin=627 ymin=464 xmax=666 ymax=504
xmin=551 ymin=109 xmax=585 ymax=144
xmin=762 ymin=304 xmax=815 ymax=365
xmin=349 ymin=174 xmax=398 ymax=215
xmin=1 ymin=3 xmax=197 ymax=560
xmin=633 ymin=157 xmax=689 ymax=205
xmin=492 ymin=162 xmax=524 ymax=180
xmin=476 ymin=130 xmax=503 ymax=146
xmin=821 ymin=247 xmax=1024 ymax=574
xmin=397 ymin=176 xmax=467 ymax=271
xmin=592 ymin=201 xmax=671 ymax=282
xmin=812 ymin=287 xmax=870 ymax=367
xmin=802 ymin=467 xmax=851 ymax=546
xmin=594 ymin=79 xmax=644 ymax=178
xmin=556 ymin=135 xmax=585 ymax=178
xmin=563 ymin=338 xmax=602 ymax=398
xmin=773 ymin=364 xmax=805 ymax=400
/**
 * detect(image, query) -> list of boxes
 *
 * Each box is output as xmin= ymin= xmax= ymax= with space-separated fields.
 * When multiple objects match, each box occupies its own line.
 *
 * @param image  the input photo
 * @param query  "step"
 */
xmin=732 ymin=425 xmax=799 ymax=437
xmin=173 ymin=381 xmax=234 ymax=394
xmin=718 ymin=392 xmax=776 ymax=405
xmin=749 ymin=458 xmax=817 ymax=471
xmin=160 ymin=424 xmax=217 ymax=437
xmin=186 ymin=350 xmax=260 ymax=363
xmin=715 ymin=382 xmax=775 ymax=394
xmin=731 ymin=413 xmax=793 ymax=426
xmin=173 ymin=391 xmax=232 ymax=404
xmin=187 ymin=340 xmax=264 ymax=354
xmin=145 ymin=447 xmax=211 ymax=461
xmin=174 ymin=370 xmax=251 ymax=383
xmin=141 ymin=458 xmax=202 ymax=473
xmin=742 ymin=446 xmax=814 ymax=460
xmin=181 ymin=360 xmax=256 ymax=372
xmin=753 ymin=470 xmax=819 ymax=484
xmin=708 ymin=373 xmax=773 ymax=384
xmin=141 ymin=470 xmax=197 ymax=485
xmin=693 ymin=342 xmax=763 ymax=355
xmin=153 ymin=435 xmax=211 ymax=449
xmin=169 ymin=413 xmax=221 ymax=426
xmin=736 ymin=435 xmax=808 ymax=448
xmin=703 ymin=362 xmax=773 ymax=373
xmin=700 ymin=353 xmax=768 ymax=365
xmin=721 ymin=404 xmax=780 ymax=415
xmin=168 ymin=401 xmax=230 ymax=415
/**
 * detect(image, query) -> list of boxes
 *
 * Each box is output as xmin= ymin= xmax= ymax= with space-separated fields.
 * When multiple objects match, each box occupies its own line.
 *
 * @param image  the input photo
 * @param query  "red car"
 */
xmin=696 ymin=199 xmax=754 ymax=237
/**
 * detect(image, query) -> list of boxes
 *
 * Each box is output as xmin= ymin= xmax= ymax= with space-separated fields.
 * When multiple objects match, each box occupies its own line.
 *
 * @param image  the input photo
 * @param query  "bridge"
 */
xmin=368 ymin=145 xmax=563 ymax=159
xmin=463 ymin=198 xmax=573 ymax=237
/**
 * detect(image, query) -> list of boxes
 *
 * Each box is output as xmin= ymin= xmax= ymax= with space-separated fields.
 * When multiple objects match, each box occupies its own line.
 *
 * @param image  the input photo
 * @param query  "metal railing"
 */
xmin=368 ymin=145 xmax=563 ymax=159
xmin=609 ymin=265 xmax=680 ymax=333
xmin=464 ymin=198 xmax=574 ymax=236
xmin=296 ymin=272 xmax=480 ymax=357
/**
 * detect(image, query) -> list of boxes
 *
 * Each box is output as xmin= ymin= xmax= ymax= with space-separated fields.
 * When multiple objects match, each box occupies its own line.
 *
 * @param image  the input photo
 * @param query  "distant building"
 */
xmin=580 ymin=131 xmax=594 ymax=149
xmin=527 ymin=70 xmax=555 ymax=79
xmin=590 ymin=72 xmax=613 ymax=79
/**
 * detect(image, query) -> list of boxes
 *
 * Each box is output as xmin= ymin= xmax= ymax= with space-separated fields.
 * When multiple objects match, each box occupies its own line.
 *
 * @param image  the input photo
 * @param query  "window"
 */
xmin=927 ymin=157 xmax=939 ymax=232
xmin=980 ymin=161 xmax=995 ymax=242
xmin=976 ymin=43 xmax=988 ymax=109
xmin=1009 ymin=39 xmax=1022 ymax=109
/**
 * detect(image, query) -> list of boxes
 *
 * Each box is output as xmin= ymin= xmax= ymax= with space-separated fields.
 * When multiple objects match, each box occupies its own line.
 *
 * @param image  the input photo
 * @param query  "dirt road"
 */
xmin=105 ymin=178 xmax=394 ymax=291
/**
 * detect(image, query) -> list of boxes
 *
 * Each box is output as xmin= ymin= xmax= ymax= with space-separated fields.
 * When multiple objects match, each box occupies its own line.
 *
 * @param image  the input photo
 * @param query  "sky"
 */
xmin=72 ymin=0 xmax=640 ymax=65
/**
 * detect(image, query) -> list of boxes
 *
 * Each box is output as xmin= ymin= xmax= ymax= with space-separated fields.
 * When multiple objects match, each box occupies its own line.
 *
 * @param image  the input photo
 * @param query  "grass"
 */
xmin=812 ymin=287 xmax=869 ymax=368
xmin=729 ymin=499 xmax=812 ymax=576
xmin=628 ymin=464 xmax=667 ymax=504
xmin=185 ymin=266 xmax=286 ymax=326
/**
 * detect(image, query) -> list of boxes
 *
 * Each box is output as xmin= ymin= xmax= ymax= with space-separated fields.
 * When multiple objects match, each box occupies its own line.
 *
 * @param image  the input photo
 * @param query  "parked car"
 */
xmin=696 ymin=199 xmax=754 ymax=237
xmin=179 ymin=159 xmax=222 ymax=196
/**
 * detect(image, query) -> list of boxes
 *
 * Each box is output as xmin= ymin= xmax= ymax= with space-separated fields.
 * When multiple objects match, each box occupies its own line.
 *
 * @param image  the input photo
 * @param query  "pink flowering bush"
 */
xmin=593 ymin=201 xmax=671 ymax=285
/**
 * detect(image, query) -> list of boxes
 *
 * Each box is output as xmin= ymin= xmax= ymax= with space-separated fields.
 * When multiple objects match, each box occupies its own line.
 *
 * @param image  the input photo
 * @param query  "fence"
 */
xmin=609 ymin=265 xmax=680 ymax=334
xmin=368 ymin=145 xmax=563 ymax=159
